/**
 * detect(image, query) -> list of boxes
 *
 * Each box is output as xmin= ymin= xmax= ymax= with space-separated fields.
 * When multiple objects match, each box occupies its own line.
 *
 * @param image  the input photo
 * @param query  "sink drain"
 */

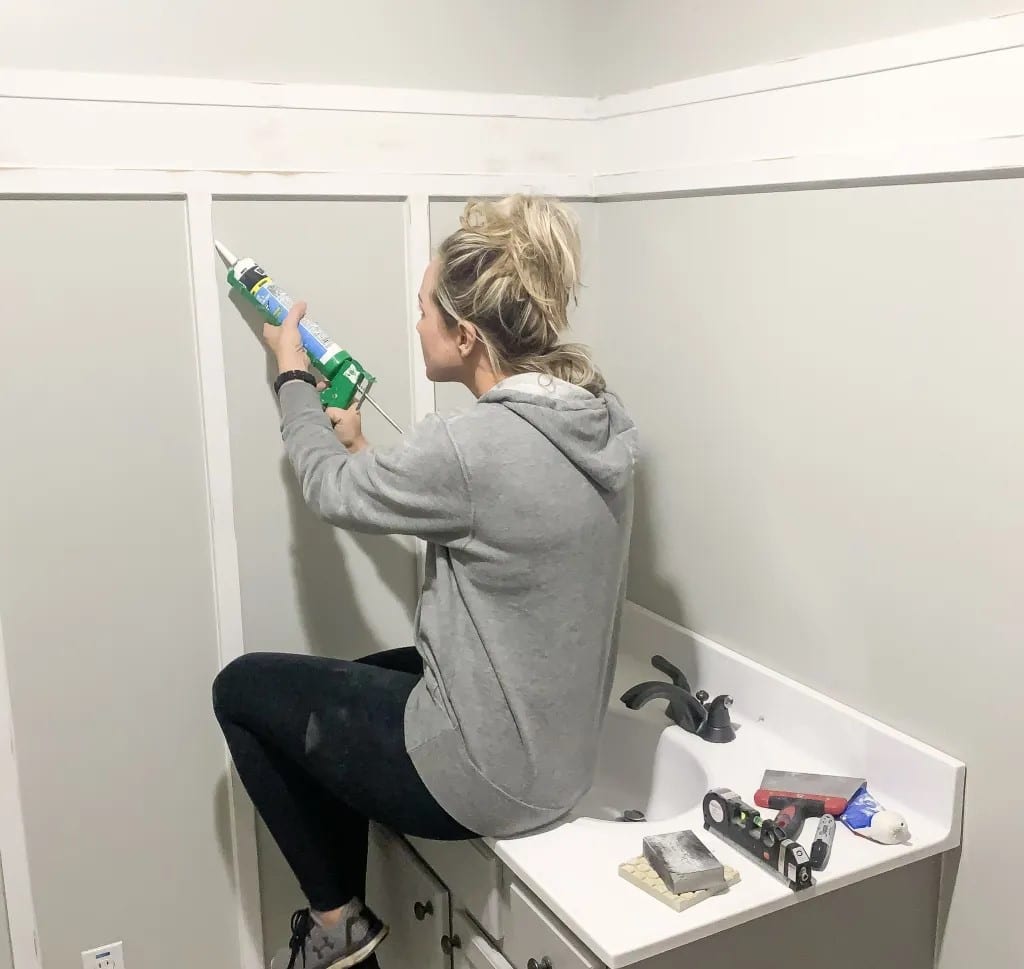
xmin=616 ymin=809 xmax=647 ymax=822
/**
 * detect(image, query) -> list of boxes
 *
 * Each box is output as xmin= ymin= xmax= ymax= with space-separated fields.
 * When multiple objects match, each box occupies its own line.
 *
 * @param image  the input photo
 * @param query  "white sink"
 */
xmin=570 ymin=706 xmax=709 ymax=823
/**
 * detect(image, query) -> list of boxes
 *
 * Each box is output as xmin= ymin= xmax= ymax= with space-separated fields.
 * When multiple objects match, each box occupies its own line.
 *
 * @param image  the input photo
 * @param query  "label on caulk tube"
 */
xmin=253 ymin=280 xmax=342 ymax=364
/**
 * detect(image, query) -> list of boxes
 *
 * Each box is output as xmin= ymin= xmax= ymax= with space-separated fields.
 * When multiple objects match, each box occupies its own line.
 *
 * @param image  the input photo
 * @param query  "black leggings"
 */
xmin=212 ymin=648 xmax=476 ymax=913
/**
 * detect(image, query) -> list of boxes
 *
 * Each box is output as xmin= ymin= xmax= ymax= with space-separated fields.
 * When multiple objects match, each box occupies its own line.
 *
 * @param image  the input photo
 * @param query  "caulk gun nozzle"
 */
xmin=214 ymin=240 xmax=237 ymax=265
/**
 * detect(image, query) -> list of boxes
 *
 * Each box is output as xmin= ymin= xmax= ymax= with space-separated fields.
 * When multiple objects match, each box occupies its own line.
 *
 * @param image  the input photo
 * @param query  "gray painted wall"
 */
xmin=428 ymin=201 xmax=600 ymax=416
xmin=593 ymin=183 xmax=1024 ymax=968
xmin=0 ymin=200 xmax=238 ymax=968
xmin=4 ymin=2 xmax=1020 ymax=99
xmin=1 ymin=0 xmax=591 ymax=95
xmin=212 ymin=200 xmax=417 ymax=958
xmin=594 ymin=0 xmax=1024 ymax=93
xmin=0 ymin=859 xmax=12 ymax=969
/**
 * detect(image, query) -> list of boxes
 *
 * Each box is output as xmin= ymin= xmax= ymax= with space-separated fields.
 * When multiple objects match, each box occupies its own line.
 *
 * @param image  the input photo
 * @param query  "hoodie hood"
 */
xmin=479 ymin=373 xmax=639 ymax=493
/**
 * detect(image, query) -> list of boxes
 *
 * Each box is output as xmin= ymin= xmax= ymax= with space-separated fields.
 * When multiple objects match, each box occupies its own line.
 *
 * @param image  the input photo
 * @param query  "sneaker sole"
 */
xmin=327 ymin=923 xmax=389 ymax=969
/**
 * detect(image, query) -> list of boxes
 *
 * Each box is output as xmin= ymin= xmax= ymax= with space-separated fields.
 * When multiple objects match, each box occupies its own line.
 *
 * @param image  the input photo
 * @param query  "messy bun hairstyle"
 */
xmin=434 ymin=195 xmax=606 ymax=395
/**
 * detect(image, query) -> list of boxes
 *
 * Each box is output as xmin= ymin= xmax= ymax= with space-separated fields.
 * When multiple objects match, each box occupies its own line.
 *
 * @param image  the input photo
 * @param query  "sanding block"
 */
xmin=642 ymin=830 xmax=726 ymax=894
xmin=619 ymin=856 xmax=740 ymax=912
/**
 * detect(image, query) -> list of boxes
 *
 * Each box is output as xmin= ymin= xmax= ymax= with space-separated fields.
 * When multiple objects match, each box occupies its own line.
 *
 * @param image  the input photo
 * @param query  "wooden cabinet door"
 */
xmin=451 ymin=910 xmax=514 ymax=969
xmin=366 ymin=823 xmax=452 ymax=969
xmin=504 ymin=882 xmax=600 ymax=969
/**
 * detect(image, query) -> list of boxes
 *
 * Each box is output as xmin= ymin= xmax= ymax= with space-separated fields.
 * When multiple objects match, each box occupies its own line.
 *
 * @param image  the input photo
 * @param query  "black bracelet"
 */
xmin=274 ymin=369 xmax=317 ymax=396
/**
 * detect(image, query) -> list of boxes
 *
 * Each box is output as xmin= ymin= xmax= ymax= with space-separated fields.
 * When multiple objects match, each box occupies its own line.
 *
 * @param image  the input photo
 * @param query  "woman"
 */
xmin=213 ymin=195 xmax=638 ymax=969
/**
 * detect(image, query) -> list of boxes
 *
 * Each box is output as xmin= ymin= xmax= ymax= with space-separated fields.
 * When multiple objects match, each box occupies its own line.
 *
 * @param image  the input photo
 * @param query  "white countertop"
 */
xmin=489 ymin=603 xmax=965 ymax=969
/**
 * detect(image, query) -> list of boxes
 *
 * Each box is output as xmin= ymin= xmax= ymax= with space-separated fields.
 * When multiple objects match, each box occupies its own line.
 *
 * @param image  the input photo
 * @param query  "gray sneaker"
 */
xmin=271 ymin=905 xmax=389 ymax=969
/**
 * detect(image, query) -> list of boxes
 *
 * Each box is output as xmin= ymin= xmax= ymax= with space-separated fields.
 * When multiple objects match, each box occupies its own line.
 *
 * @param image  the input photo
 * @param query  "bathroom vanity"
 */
xmin=366 ymin=603 xmax=965 ymax=969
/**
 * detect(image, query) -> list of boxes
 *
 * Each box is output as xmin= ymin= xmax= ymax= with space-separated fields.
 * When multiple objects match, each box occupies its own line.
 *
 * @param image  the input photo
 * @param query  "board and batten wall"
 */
xmin=212 ymin=200 xmax=418 ymax=955
xmin=0 ymin=200 xmax=240 ymax=969
xmin=1 ymin=14 xmax=1013 ymax=966
xmin=591 ymin=183 xmax=1024 ymax=968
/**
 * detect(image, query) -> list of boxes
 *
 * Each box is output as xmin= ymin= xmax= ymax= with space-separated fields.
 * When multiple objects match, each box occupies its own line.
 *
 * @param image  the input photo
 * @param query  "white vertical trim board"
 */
xmin=184 ymin=192 xmax=264 ymax=969
xmin=405 ymin=196 xmax=435 ymax=428
xmin=0 ymin=614 xmax=41 ymax=969
xmin=405 ymin=195 xmax=435 ymax=584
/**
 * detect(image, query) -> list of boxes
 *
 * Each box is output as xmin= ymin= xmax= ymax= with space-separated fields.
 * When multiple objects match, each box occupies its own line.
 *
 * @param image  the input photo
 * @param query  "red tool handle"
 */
xmin=774 ymin=803 xmax=806 ymax=838
xmin=754 ymin=788 xmax=848 ymax=816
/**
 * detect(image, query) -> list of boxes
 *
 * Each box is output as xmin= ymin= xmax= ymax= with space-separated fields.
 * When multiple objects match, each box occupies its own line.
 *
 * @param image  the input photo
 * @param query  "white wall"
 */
xmin=594 ymin=0 xmax=1024 ymax=93
xmin=592 ymin=182 xmax=1024 ymax=969
xmin=1 ymin=0 xmax=592 ymax=95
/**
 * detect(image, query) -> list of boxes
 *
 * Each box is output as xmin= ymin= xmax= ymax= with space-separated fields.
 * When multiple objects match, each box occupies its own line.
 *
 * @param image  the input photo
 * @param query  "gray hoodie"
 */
xmin=279 ymin=372 xmax=638 ymax=836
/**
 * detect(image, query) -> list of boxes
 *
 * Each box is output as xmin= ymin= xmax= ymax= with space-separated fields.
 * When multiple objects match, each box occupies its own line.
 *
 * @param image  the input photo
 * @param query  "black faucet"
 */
xmin=620 ymin=655 xmax=736 ymax=743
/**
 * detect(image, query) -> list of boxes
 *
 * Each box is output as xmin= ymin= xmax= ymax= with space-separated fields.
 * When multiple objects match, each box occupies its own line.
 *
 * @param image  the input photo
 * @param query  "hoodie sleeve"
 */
xmin=278 ymin=381 xmax=473 ymax=544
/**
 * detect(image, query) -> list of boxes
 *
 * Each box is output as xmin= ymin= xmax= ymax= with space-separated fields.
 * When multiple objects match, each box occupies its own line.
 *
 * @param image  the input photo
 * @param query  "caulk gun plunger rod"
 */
xmin=361 ymin=395 xmax=404 ymax=434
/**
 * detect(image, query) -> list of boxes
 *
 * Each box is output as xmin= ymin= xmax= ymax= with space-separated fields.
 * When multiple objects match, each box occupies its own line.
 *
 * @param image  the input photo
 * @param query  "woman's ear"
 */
xmin=456 ymin=320 xmax=479 ymax=359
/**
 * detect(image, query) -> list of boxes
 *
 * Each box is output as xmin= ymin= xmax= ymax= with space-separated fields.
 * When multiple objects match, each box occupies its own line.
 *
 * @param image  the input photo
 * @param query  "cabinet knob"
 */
xmin=441 ymin=933 xmax=462 ymax=955
xmin=413 ymin=900 xmax=434 ymax=921
xmin=527 ymin=959 xmax=553 ymax=969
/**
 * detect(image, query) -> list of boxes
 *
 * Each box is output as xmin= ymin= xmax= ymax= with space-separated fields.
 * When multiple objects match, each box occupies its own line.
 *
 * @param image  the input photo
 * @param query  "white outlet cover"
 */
xmin=82 ymin=941 xmax=125 ymax=969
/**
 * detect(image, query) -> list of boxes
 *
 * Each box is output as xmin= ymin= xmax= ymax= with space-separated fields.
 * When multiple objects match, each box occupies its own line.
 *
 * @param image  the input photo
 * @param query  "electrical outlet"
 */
xmin=81 ymin=941 xmax=125 ymax=969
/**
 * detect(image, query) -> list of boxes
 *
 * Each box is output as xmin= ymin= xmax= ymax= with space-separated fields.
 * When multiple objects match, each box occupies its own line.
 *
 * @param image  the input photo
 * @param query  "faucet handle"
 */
xmin=651 ymin=654 xmax=693 ymax=693
xmin=698 ymin=694 xmax=736 ymax=743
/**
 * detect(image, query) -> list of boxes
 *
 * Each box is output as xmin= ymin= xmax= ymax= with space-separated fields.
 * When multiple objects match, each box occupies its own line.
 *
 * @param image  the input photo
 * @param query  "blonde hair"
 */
xmin=434 ymin=194 xmax=606 ymax=395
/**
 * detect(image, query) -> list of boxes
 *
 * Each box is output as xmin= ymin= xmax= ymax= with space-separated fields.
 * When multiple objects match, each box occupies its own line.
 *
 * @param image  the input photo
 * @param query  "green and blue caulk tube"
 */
xmin=215 ymin=241 xmax=402 ymax=433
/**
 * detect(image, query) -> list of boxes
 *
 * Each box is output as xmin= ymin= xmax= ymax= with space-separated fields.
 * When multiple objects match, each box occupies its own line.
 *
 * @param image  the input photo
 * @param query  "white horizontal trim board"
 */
xmin=4 ymin=13 xmax=1024 ymax=194
xmin=0 ymin=170 xmax=591 ymax=199
xmin=0 ymin=69 xmax=592 ymax=121
xmin=596 ymin=44 xmax=1024 ymax=184
xmin=593 ymin=140 xmax=1024 ymax=199
xmin=0 ymin=98 xmax=589 ymax=179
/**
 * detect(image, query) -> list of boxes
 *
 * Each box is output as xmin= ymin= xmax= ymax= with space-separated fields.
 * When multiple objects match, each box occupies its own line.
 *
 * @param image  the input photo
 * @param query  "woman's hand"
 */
xmin=326 ymin=405 xmax=369 ymax=453
xmin=264 ymin=301 xmax=310 ymax=375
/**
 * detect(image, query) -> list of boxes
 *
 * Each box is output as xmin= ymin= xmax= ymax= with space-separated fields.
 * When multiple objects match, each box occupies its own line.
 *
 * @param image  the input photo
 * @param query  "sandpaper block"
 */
xmin=643 ymin=830 xmax=726 ymax=894
xmin=619 ymin=856 xmax=740 ymax=912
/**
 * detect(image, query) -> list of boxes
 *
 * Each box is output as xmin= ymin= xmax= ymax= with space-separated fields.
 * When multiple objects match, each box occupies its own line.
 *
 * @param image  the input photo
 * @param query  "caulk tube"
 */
xmin=215 ymin=241 xmax=404 ymax=432
xmin=219 ymin=246 xmax=345 ymax=371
